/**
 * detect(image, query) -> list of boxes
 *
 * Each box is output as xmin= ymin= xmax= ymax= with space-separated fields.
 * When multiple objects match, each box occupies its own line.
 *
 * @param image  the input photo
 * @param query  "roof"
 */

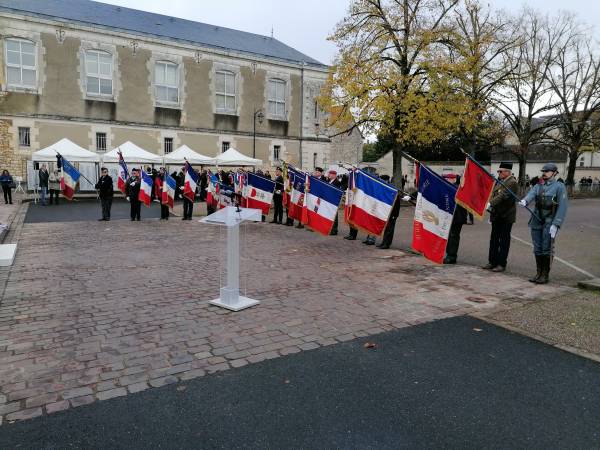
xmin=32 ymin=138 xmax=100 ymax=162
xmin=0 ymin=0 xmax=326 ymax=68
xmin=103 ymin=141 xmax=162 ymax=163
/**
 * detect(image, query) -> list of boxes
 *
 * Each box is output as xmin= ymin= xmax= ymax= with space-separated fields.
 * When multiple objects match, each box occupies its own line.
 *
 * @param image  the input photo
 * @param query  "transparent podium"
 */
xmin=200 ymin=206 xmax=262 ymax=311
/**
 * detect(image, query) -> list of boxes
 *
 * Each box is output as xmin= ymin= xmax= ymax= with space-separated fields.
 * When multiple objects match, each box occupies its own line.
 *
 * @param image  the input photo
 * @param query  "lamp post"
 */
xmin=253 ymin=109 xmax=264 ymax=160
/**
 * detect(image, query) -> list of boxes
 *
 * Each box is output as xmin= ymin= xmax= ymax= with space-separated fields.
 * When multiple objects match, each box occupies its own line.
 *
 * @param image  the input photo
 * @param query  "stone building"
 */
xmin=0 ymin=0 xmax=331 ymax=182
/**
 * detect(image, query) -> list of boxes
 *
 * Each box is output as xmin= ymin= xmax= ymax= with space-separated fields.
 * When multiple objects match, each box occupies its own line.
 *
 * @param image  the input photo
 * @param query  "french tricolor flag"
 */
xmin=162 ymin=173 xmax=176 ymax=209
xmin=412 ymin=164 xmax=457 ymax=264
xmin=58 ymin=155 xmax=80 ymax=201
xmin=183 ymin=162 xmax=199 ymax=202
xmin=301 ymin=175 xmax=344 ymax=236
xmin=347 ymin=170 xmax=398 ymax=236
xmin=207 ymin=171 xmax=219 ymax=206
xmin=246 ymin=172 xmax=275 ymax=215
xmin=288 ymin=168 xmax=306 ymax=221
xmin=139 ymin=170 xmax=153 ymax=207
xmin=117 ymin=150 xmax=128 ymax=195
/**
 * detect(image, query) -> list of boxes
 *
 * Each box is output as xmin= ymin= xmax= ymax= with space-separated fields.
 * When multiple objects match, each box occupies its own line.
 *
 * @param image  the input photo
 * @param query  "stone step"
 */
xmin=0 ymin=244 xmax=17 ymax=267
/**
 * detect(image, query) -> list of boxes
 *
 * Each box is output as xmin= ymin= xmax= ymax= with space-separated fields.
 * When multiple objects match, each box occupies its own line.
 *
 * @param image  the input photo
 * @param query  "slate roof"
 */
xmin=0 ymin=0 xmax=327 ymax=68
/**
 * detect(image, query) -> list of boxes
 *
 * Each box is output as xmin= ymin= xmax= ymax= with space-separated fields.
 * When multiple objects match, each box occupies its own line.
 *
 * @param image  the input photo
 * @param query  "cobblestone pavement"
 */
xmin=0 ymin=216 xmax=574 ymax=424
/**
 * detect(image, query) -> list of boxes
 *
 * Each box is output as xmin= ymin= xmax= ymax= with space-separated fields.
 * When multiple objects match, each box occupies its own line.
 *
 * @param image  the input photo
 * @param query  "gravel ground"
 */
xmin=486 ymin=290 xmax=600 ymax=357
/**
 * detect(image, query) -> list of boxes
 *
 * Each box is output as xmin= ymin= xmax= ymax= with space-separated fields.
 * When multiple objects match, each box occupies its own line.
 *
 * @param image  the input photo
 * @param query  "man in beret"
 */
xmin=482 ymin=162 xmax=518 ymax=272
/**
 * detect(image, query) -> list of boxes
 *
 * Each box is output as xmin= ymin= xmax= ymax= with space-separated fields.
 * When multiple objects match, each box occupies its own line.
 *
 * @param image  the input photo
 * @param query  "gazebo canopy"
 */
xmin=32 ymin=138 xmax=100 ymax=162
xmin=164 ymin=145 xmax=215 ymax=165
xmin=214 ymin=148 xmax=262 ymax=166
xmin=103 ymin=141 xmax=162 ymax=164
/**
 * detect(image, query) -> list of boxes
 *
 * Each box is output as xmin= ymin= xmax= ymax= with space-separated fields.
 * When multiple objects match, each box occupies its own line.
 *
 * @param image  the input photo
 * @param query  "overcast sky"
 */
xmin=99 ymin=0 xmax=600 ymax=65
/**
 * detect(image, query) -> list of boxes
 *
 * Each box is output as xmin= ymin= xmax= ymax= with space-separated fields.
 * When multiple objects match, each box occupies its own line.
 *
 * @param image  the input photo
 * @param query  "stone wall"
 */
xmin=0 ymin=119 xmax=20 ymax=176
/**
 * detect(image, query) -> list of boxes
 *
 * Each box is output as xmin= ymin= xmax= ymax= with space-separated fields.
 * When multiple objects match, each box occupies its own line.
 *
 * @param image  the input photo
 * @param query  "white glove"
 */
xmin=518 ymin=199 xmax=527 ymax=207
xmin=130 ymin=182 xmax=136 ymax=186
xmin=126 ymin=196 xmax=130 ymax=202
xmin=486 ymin=202 xmax=491 ymax=210
xmin=550 ymin=225 xmax=558 ymax=238
xmin=402 ymin=195 xmax=411 ymax=202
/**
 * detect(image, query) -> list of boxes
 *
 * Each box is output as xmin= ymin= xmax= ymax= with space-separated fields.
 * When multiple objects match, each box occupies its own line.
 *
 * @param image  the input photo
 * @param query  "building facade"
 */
xmin=0 ymin=0 xmax=331 ymax=182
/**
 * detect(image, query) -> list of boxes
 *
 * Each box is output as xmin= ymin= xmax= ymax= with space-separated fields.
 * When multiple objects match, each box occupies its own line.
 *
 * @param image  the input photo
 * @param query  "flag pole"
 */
xmin=459 ymin=148 xmax=540 ymax=222
xmin=54 ymin=151 xmax=95 ymax=185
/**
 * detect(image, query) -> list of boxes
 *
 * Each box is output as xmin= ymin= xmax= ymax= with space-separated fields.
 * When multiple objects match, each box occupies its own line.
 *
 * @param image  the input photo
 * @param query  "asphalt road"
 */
xmin=0 ymin=316 xmax=598 ymax=449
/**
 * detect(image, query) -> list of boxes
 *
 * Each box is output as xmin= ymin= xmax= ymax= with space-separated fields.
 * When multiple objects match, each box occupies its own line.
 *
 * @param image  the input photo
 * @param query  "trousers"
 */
xmin=445 ymin=222 xmax=463 ymax=263
xmin=101 ymin=197 xmax=112 ymax=219
xmin=183 ymin=198 xmax=194 ymax=219
xmin=130 ymin=199 xmax=141 ymax=220
xmin=273 ymin=196 xmax=283 ymax=223
xmin=488 ymin=221 xmax=513 ymax=267
xmin=531 ymin=222 xmax=553 ymax=256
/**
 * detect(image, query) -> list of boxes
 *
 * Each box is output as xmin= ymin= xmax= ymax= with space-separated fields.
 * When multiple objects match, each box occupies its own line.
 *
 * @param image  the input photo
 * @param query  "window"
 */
xmin=313 ymin=152 xmax=317 ymax=169
xmin=96 ymin=132 xmax=107 ymax=152
xmin=215 ymin=70 xmax=236 ymax=112
xmin=268 ymin=79 xmax=286 ymax=118
xmin=222 ymin=141 xmax=230 ymax=153
xmin=273 ymin=145 xmax=281 ymax=161
xmin=164 ymin=137 xmax=173 ymax=154
xmin=18 ymin=127 xmax=30 ymax=147
xmin=85 ymin=50 xmax=113 ymax=96
xmin=314 ymin=100 xmax=319 ymax=120
xmin=5 ymin=38 xmax=36 ymax=89
xmin=155 ymin=61 xmax=179 ymax=104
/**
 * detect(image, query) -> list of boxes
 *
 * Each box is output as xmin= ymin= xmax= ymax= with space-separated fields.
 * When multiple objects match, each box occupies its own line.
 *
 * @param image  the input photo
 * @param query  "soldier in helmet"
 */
xmin=519 ymin=163 xmax=568 ymax=284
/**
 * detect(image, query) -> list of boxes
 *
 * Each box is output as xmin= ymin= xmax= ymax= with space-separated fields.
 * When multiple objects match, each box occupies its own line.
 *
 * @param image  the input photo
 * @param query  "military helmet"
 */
xmin=541 ymin=163 xmax=558 ymax=172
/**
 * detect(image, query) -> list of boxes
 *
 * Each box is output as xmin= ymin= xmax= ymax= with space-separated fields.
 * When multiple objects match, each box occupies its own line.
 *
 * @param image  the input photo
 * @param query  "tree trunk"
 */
xmin=565 ymin=149 xmax=579 ymax=192
xmin=517 ymin=153 xmax=527 ymax=195
xmin=392 ymin=146 xmax=404 ymax=190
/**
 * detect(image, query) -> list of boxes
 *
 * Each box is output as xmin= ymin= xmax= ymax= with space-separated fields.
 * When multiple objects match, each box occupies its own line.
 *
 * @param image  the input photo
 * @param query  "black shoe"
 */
xmin=365 ymin=240 xmax=375 ymax=246
xmin=378 ymin=245 xmax=390 ymax=249
xmin=270 ymin=220 xmax=278 ymax=223
xmin=330 ymin=232 xmax=338 ymax=236
xmin=98 ymin=218 xmax=105 ymax=221
xmin=443 ymin=258 xmax=456 ymax=264
xmin=182 ymin=217 xmax=187 ymax=220
xmin=481 ymin=264 xmax=495 ymax=270
xmin=295 ymin=224 xmax=304 ymax=229
xmin=344 ymin=235 xmax=356 ymax=240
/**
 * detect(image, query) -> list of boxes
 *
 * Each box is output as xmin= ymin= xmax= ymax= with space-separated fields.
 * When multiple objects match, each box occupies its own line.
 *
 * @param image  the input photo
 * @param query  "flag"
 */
xmin=455 ymin=157 xmax=495 ymax=220
xmin=282 ymin=163 xmax=291 ymax=207
xmin=162 ymin=174 xmax=176 ymax=209
xmin=183 ymin=161 xmax=199 ymax=202
xmin=217 ymin=182 xmax=234 ymax=209
xmin=347 ymin=169 xmax=398 ymax=236
xmin=246 ymin=172 xmax=275 ymax=215
xmin=412 ymin=164 xmax=457 ymax=264
xmin=139 ymin=170 xmax=153 ymax=207
xmin=207 ymin=170 xmax=219 ymax=206
xmin=301 ymin=175 xmax=344 ymax=236
xmin=117 ymin=150 xmax=129 ymax=195
xmin=58 ymin=155 xmax=80 ymax=201
xmin=288 ymin=168 xmax=306 ymax=221
xmin=344 ymin=168 xmax=355 ymax=224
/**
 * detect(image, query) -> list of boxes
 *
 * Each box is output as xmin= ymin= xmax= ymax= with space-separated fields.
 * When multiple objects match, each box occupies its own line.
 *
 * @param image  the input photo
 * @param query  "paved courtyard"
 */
xmin=0 ymin=204 xmax=574 ymax=424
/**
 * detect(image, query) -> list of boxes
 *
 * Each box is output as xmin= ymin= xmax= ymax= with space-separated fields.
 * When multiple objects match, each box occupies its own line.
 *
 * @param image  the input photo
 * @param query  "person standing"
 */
xmin=181 ymin=166 xmax=195 ymax=220
xmin=443 ymin=174 xmax=466 ymax=263
xmin=0 ymin=170 xmax=14 ymax=204
xmin=271 ymin=166 xmax=284 ymax=224
xmin=519 ymin=163 xmax=568 ymax=284
xmin=126 ymin=168 xmax=142 ymax=221
xmin=326 ymin=169 xmax=343 ymax=235
xmin=95 ymin=167 xmax=114 ymax=221
xmin=48 ymin=169 xmax=60 ymax=205
xmin=482 ymin=162 xmax=518 ymax=272
xmin=38 ymin=164 xmax=49 ymax=206
xmin=158 ymin=168 xmax=169 ymax=220
xmin=200 ymin=170 xmax=208 ymax=202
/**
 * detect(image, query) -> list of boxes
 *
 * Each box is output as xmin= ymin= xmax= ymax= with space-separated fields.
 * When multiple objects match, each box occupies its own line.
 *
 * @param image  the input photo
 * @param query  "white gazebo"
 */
xmin=32 ymin=138 xmax=100 ymax=162
xmin=102 ymin=141 xmax=163 ymax=165
xmin=163 ymin=145 xmax=215 ymax=165
xmin=214 ymin=148 xmax=262 ymax=167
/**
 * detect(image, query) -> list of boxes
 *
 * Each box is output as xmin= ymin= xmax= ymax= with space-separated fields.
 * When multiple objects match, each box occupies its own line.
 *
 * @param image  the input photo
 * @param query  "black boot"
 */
xmin=529 ymin=255 xmax=542 ymax=283
xmin=535 ymin=255 xmax=550 ymax=284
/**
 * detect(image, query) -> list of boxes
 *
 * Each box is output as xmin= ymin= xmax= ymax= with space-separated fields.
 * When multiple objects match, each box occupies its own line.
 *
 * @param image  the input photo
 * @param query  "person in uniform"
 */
xmin=327 ymin=169 xmax=343 ymax=235
xmin=126 ymin=168 xmax=142 ymax=221
xmin=95 ymin=167 xmax=113 ymax=221
xmin=181 ymin=165 xmax=195 ymax=220
xmin=158 ymin=167 xmax=170 ymax=220
xmin=519 ymin=163 xmax=568 ymax=284
xmin=482 ymin=162 xmax=518 ymax=272
xmin=271 ymin=167 xmax=284 ymax=224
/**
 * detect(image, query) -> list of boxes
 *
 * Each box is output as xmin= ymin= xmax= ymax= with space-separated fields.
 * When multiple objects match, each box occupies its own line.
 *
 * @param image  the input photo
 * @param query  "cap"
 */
xmin=442 ymin=173 xmax=457 ymax=179
xmin=314 ymin=167 xmax=323 ymax=173
xmin=131 ymin=167 xmax=139 ymax=172
xmin=541 ymin=163 xmax=558 ymax=172
xmin=499 ymin=162 xmax=513 ymax=170
xmin=275 ymin=166 xmax=282 ymax=171
xmin=328 ymin=169 xmax=337 ymax=175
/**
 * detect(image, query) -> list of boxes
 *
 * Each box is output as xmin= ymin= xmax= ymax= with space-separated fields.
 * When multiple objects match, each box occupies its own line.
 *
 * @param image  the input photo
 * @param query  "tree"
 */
xmin=546 ymin=17 xmax=600 ymax=187
xmin=362 ymin=133 xmax=396 ymax=162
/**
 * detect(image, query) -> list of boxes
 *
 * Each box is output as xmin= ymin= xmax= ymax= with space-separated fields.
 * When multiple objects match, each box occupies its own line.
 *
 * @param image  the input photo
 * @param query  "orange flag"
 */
xmin=455 ymin=158 xmax=495 ymax=220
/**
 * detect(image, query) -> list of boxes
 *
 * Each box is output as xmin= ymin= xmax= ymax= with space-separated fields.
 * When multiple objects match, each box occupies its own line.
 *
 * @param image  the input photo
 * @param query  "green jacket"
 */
xmin=489 ymin=175 xmax=518 ymax=223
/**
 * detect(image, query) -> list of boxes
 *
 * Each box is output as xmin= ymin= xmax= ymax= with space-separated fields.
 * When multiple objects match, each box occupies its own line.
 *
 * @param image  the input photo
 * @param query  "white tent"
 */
xmin=214 ymin=148 xmax=262 ymax=166
xmin=163 ymin=145 xmax=215 ymax=165
xmin=32 ymin=138 xmax=100 ymax=162
xmin=102 ymin=141 xmax=162 ymax=164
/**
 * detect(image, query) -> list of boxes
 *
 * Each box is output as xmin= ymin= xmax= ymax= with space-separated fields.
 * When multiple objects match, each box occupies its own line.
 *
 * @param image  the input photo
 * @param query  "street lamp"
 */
xmin=253 ymin=109 xmax=264 ymax=159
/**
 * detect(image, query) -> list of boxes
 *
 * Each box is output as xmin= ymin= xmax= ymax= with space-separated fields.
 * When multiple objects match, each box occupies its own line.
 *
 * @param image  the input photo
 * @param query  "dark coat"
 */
xmin=38 ymin=169 xmax=49 ymax=188
xmin=95 ymin=175 xmax=114 ymax=199
xmin=274 ymin=175 xmax=284 ymax=198
xmin=452 ymin=204 xmax=468 ymax=225
xmin=125 ymin=176 xmax=141 ymax=200
xmin=489 ymin=175 xmax=518 ymax=223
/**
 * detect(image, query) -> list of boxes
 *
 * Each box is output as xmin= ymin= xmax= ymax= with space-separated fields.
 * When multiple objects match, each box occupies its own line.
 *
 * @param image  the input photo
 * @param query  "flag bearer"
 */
xmin=126 ymin=168 xmax=142 ymax=221
xmin=271 ymin=167 xmax=284 ymax=224
xmin=519 ymin=163 xmax=568 ymax=284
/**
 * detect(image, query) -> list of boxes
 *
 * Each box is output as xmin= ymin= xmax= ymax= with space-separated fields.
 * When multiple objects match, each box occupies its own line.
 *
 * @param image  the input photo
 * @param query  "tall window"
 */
xmin=215 ymin=70 xmax=236 ymax=112
xmin=273 ymin=145 xmax=281 ymax=161
xmin=85 ymin=50 xmax=113 ymax=96
xmin=155 ymin=61 xmax=179 ymax=104
xmin=5 ymin=38 xmax=36 ymax=89
xmin=96 ymin=132 xmax=107 ymax=152
xmin=222 ymin=141 xmax=230 ymax=153
xmin=164 ymin=137 xmax=173 ymax=154
xmin=313 ymin=152 xmax=317 ymax=169
xmin=268 ymin=79 xmax=286 ymax=118
xmin=18 ymin=127 xmax=31 ymax=147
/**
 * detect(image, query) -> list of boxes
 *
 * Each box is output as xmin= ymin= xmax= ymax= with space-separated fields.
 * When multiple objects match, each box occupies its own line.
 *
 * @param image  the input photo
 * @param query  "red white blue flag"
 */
xmin=207 ymin=170 xmax=219 ymax=206
xmin=412 ymin=164 xmax=457 ymax=264
xmin=161 ymin=173 xmax=176 ymax=209
xmin=288 ymin=167 xmax=306 ymax=221
xmin=58 ymin=155 xmax=80 ymax=201
xmin=347 ymin=169 xmax=398 ymax=236
xmin=117 ymin=150 xmax=129 ymax=195
xmin=246 ymin=172 xmax=275 ymax=215
xmin=183 ymin=161 xmax=199 ymax=202
xmin=344 ymin=168 xmax=355 ymax=224
xmin=139 ymin=170 xmax=153 ymax=207
xmin=301 ymin=175 xmax=344 ymax=236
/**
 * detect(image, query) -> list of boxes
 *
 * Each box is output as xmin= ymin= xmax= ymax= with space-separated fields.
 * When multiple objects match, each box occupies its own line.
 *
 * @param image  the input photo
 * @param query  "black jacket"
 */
xmin=38 ymin=169 xmax=49 ymax=188
xmin=95 ymin=175 xmax=114 ymax=199
xmin=274 ymin=175 xmax=284 ymax=198
xmin=125 ymin=176 xmax=141 ymax=200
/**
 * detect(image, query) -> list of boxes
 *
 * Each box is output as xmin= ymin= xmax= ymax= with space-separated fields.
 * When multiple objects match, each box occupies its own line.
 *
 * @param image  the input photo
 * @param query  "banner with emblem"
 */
xmin=301 ymin=175 xmax=345 ymax=236
xmin=246 ymin=172 xmax=275 ymax=215
xmin=455 ymin=157 xmax=495 ymax=220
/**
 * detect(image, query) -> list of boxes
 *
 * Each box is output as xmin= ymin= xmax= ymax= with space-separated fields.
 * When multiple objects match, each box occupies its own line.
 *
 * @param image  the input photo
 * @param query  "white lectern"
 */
xmin=201 ymin=206 xmax=262 ymax=311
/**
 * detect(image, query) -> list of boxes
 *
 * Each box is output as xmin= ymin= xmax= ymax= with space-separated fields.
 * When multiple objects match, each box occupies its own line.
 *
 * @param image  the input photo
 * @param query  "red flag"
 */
xmin=455 ymin=158 xmax=495 ymax=220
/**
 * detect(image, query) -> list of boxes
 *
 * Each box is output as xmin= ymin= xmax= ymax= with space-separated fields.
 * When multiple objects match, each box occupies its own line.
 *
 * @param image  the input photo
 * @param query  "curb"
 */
xmin=472 ymin=313 xmax=600 ymax=364
xmin=577 ymin=278 xmax=600 ymax=292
